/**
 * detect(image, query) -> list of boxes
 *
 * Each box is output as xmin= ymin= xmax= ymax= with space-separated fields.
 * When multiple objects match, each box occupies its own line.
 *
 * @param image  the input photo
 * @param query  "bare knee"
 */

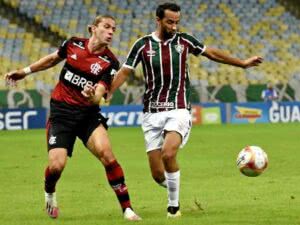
xmin=48 ymin=149 xmax=67 ymax=173
xmin=161 ymin=147 xmax=177 ymax=162
xmin=161 ymin=146 xmax=179 ymax=172
xmin=94 ymin=146 xmax=116 ymax=166
xmin=48 ymin=160 xmax=65 ymax=174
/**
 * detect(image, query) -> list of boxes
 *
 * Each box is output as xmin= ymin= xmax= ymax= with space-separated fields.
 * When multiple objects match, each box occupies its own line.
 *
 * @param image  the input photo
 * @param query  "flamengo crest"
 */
xmin=49 ymin=135 xmax=57 ymax=145
xmin=90 ymin=62 xmax=102 ymax=75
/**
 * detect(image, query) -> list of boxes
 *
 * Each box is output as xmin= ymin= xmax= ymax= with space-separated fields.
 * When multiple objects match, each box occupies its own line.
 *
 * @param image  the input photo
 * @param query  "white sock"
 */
xmin=165 ymin=170 xmax=180 ymax=207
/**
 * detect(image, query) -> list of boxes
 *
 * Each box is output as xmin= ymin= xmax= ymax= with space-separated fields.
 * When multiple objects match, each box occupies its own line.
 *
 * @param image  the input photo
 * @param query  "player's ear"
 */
xmin=88 ymin=25 xmax=95 ymax=35
xmin=87 ymin=25 xmax=92 ymax=35
xmin=156 ymin=16 xmax=161 ymax=25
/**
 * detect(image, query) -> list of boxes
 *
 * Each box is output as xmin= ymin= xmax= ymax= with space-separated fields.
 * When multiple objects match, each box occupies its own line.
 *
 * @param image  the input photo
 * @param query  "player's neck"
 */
xmin=155 ymin=30 xmax=174 ymax=42
xmin=88 ymin=38 xmax=107 ymax=54
xmin=155 ymin=31 xmax=165 ymax=41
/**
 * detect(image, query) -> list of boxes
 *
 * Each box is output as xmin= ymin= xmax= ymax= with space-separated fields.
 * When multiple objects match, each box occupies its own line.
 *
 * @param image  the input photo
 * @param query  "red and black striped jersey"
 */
xmin=51 ymin=37 xmax=119 ymax=106
xmin=124 ymin=32 xmax=205 ymax=113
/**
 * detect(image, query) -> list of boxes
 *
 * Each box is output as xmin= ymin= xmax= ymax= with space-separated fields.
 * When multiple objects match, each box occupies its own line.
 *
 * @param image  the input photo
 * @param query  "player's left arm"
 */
xmin=202 ymin=47 xmax=263 ymax=69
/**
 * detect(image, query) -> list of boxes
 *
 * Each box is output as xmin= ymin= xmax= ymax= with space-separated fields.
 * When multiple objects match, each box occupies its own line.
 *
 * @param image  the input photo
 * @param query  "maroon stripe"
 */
xmin=177 ymin=40 xmax=188 ymax=108
xmin=158 ymin=44 xmax=171 ymax=112
xmin=142 ymin=39 xmax=154 ymax=111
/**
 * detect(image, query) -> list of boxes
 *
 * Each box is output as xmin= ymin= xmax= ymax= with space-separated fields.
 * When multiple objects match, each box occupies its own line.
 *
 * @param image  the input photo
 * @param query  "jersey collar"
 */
xmin=85 ymin=39 xmax=108 ymax=56
xmin=151 ymin=32 xmax=177 ymax=45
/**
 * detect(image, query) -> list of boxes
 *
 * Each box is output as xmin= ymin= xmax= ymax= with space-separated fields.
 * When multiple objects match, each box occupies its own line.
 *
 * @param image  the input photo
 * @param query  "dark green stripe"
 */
xmin=126 ymin=38 xmax=145 ymax=67
xmin=151 ymin=42 xmax=162 ymax=102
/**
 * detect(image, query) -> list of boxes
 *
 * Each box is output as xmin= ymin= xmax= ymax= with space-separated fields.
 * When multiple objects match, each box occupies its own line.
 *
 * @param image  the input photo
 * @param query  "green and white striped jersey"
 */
xmin=124 ymin=32 xmax=206 ymax=113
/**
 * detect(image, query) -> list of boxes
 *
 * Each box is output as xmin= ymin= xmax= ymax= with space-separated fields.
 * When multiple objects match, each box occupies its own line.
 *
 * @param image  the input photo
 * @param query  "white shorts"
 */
xmin=141 ymin=109 xmax=192 ymax=152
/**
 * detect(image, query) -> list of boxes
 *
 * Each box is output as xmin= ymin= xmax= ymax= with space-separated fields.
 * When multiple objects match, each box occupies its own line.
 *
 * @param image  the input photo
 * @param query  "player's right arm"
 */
xmin=4 ymin=51 xmax=63 ymax=85
xmin=110 ymin=67 xmax=133 ymax=93
xmin=109 ymin=36 xmax=144 ymax=96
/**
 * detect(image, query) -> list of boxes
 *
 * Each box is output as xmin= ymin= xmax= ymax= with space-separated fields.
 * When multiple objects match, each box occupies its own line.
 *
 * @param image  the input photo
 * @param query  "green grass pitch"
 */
xmin=0 ymin=123 xmax=299 ymax=225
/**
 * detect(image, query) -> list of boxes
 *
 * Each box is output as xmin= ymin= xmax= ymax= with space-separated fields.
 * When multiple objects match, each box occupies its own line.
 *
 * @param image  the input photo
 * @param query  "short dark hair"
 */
xmin=156 ymin=3 xmax=181 ymax=19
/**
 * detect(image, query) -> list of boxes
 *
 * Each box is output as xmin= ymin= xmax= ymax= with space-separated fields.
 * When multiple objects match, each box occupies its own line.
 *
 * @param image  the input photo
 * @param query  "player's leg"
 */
xmin=45 ymin=148 xmax=68 ymax=193
xmin=161 ymin=131 xmax=182 ymax=218
xmin=142 ymin=112 xmax=167 ymax=187
xmin=44 ymin=148 xmax=68 ymax=219
xmin=147 ymin=150 xmax=167 ymax=187
xmin=86 ymin=124 xmax=141 ymax=221
xmin=45 ymin=119 xmax=75 ymax=219
xmin=162 ymin=109 xmax=192 ymax=218
xmin=161 ymin=131 xmax=181 ymax=172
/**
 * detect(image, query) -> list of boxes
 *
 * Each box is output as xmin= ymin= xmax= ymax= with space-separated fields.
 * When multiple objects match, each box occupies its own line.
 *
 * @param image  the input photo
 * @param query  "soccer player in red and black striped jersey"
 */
xmin=109 ymin=3 xmax=263 ymax=218
xmin=5 ymin=15 xmax=141 ymax=221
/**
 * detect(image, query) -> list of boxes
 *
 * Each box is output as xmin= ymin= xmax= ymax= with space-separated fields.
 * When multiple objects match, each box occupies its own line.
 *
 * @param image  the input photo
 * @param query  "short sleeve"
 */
xmin=99 ymin=60 xmax=120 ymax=90
xmin=124 ymin=37 xmax=145 ymax=69
xmin=181 ymin=33 xmax=206 ymax=56
xmin=57 ymin=39 xmax=69 ymax=59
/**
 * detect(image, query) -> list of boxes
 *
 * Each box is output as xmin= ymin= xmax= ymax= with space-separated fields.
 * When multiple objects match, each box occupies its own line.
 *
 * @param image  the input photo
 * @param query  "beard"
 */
xmin=162 ymin=29 xmax=175 ymax=39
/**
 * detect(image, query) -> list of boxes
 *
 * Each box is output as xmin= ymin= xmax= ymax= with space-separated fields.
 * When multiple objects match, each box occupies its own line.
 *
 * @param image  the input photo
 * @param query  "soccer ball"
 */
xmin=236 ymin=146 xmax=268 ymax=177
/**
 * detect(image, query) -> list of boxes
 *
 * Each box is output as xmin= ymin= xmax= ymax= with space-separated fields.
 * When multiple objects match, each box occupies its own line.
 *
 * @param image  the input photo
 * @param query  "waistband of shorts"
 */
xmin=144 ymin=106 xmax=191 ymax=113
xmin=50 ymin=99 xmax=99 ymax=114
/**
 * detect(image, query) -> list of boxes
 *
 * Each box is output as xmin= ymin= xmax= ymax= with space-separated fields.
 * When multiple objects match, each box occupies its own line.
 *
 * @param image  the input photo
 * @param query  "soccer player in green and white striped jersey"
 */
xmin=109 ymin=2 xmax=263 ymax=218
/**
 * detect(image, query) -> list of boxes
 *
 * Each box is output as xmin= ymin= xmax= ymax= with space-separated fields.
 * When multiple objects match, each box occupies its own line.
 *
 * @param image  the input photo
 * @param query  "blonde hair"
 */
xmin=87 ymin=15 xmax=115 ymax=34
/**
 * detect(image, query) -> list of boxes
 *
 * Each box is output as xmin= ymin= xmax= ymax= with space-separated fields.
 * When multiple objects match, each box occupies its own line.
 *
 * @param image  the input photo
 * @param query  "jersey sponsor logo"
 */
xmin=146 ymin=50 xmax=156 ymax=57
xmin=90 ymin=62 xmax=102 ymax=75
xmin=70 ymin=54 xmax=77 ymax=60
xmin=49 ymin=135 xmax=57 ymax=145
xmin=150 ymin=102 xmax=175 ymax=109
xmin=175 ymin=44 xmax=184 ymax=54
xmin=64 ymin=70 xmax=94 ymax=89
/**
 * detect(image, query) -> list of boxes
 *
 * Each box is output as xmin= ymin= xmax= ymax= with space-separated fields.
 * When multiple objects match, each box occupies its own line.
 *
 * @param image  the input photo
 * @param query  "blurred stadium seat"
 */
xmin=0 ymin=0 xmax=299 ymax=90
xmin=0 ymin=15 xmax=61 ymax=90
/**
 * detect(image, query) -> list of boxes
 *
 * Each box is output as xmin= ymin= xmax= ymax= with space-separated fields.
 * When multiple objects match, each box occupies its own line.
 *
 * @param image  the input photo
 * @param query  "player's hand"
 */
xmin=243 ymin=56 xmax=263 ymax=68
xmin=81 ymin=83 xmax=97 ymax=98
xmin=4 ymin=70 xmax=26 ymax=87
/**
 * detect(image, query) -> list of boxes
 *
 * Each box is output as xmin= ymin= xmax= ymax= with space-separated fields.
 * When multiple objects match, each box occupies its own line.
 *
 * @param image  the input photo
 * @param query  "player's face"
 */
xmin=94 ymin=18 xmax=116 ymax=45
xmin=158 ymin=10 xmax=180 ymax=39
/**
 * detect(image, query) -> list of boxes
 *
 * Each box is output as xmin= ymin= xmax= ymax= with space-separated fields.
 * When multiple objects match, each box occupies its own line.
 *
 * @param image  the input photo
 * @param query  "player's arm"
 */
xmin=110 ymin=66 xmax=133 ymax=94
xmin=109 ymin=37 xmax=143 ymax=94
xmin=202 ymin=47 xmax=263 ymax=69
xmin=4 ymin=51 xmax=63 ymax=84
xmin=81 ymin=83 xmax=107 ymax=105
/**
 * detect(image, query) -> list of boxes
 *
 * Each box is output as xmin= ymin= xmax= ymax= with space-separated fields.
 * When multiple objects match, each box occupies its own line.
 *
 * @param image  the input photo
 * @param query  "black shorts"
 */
xmin=46 ymin=99 xmax=108 ymax=157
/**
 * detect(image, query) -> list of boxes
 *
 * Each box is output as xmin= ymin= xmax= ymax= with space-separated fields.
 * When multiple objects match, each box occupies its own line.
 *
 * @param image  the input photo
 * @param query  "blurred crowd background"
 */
xmin=0 ymin=0 xmax=299 ymax=107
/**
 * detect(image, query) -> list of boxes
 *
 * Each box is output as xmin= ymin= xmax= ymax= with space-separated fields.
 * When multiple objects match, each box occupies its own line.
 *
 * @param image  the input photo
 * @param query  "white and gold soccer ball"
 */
xmin=236 ymin=146 xmax=268 ymax=177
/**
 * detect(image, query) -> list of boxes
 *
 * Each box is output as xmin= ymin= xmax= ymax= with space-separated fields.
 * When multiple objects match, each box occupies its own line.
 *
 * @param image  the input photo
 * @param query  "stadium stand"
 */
xmin=0 ymin=0 xmax=300 ymax=90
